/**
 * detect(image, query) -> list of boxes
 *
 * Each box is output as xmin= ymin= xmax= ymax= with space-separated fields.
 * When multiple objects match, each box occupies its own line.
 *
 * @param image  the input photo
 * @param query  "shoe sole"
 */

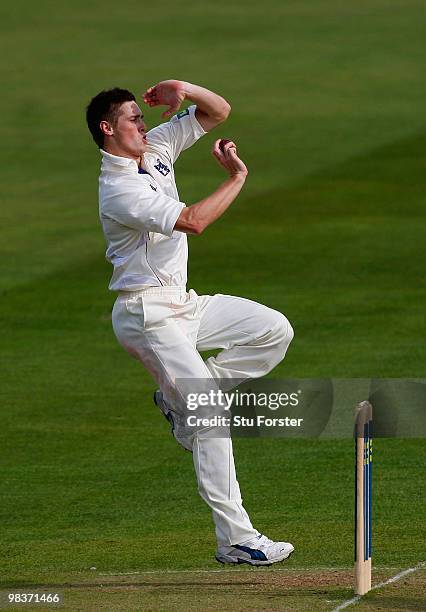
xmin=215 ymin=546 xmax=294 ymax=567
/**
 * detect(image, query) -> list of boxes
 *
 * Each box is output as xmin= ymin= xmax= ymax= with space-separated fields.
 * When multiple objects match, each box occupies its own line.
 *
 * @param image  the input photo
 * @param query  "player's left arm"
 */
xmin=143 ymin=80 xmax=230 ymax=131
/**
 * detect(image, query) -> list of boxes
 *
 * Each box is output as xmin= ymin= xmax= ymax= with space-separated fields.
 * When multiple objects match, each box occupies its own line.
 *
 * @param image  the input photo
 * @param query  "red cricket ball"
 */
xmin=219 ymin=139 xmax=231 ymax=152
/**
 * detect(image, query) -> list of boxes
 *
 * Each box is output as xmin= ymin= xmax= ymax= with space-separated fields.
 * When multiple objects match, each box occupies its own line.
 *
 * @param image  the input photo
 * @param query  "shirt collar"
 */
xmin=100 ymin=149 xmax=139 ymax=173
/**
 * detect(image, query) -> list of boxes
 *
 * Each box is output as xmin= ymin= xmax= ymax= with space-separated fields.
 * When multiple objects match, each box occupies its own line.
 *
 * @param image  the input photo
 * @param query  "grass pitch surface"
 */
xmin=1 ymin=0 xmax=425 ymax=609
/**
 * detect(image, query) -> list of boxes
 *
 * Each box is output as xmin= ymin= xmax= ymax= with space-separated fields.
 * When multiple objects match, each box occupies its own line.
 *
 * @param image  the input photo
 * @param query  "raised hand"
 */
xmin=143 ymin=80 xmax=186 ymax=119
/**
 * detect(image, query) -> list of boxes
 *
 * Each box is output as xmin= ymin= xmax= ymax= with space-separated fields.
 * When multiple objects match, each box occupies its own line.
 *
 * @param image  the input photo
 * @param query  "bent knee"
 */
xmin=268 ymin=314 xmax=294 ymax=369
xmin=285 ymin=318 xmax=294 ymax=345
xmin=272 ymin=312 xmax=294 ymax=346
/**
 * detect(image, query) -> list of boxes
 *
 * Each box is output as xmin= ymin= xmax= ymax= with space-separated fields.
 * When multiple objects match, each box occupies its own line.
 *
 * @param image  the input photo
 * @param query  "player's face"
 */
xmin=112 ymin=101 xmax=148 ymax=159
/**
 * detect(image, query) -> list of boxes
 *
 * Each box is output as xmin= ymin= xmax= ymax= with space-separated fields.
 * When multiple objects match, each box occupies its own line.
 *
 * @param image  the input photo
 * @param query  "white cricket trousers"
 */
xmin=112 ymin=287 xmax=294 ymax=546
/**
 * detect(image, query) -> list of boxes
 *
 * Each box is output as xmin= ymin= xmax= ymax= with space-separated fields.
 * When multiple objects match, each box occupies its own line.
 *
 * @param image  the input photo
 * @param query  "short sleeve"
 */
xmin=146 ymin=105 xmax=206 ymax=164
xmin=102 ymin=183 xmax=185 ymax=237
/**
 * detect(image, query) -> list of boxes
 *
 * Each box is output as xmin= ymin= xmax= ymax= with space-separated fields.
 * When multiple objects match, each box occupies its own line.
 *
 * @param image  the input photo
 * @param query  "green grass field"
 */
xmin=1 ymin=1 xmax=425 ymax=610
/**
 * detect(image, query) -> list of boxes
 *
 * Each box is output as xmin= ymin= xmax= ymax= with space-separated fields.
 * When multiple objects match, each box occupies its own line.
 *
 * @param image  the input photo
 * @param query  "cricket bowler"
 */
xmin=86 ymin=79 xmax=295 ymax=565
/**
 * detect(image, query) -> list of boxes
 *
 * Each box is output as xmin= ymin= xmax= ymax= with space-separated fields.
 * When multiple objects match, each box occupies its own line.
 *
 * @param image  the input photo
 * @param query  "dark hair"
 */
xmin=86 ymin=87 xmax=136 ymax=148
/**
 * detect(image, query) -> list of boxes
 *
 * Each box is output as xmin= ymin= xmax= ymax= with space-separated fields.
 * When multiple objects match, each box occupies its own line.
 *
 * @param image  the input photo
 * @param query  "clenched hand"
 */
xmin=212 ymin=139 xmax=248 ymax=178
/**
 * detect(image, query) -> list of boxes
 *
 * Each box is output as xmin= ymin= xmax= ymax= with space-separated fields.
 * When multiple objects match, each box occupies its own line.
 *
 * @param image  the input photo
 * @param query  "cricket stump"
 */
xmin=354 ymin=400 xmax=373 ymax=595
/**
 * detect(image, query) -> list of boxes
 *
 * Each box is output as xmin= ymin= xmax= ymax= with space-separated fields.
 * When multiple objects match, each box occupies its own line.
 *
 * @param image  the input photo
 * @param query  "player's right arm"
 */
xmin=174 ymin=139 xmax=248 ymax=235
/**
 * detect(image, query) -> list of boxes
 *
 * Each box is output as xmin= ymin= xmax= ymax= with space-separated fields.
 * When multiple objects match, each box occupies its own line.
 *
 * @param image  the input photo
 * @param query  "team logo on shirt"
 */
xmin=150 ymin=184 xmax=157 ymax=191
xmin=176 ymin=109 xmax=190 ymax=120
xmin=154 ymin=158 xmax=170 ymax=176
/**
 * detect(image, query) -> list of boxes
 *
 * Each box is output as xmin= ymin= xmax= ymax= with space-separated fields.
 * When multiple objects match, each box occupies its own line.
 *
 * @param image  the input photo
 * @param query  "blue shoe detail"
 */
xmin=234 ymin=545 xmax=268 ymax=561
xmin=165 ymin=411 xmax=175 ymax=434
xmin=153 ymin=391 xmax=175 ymax=434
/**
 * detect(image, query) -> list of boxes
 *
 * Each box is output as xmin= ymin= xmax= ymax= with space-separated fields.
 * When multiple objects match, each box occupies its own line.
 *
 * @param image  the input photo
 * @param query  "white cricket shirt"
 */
xmin=99 ymin=105 xmax=206 ymax=291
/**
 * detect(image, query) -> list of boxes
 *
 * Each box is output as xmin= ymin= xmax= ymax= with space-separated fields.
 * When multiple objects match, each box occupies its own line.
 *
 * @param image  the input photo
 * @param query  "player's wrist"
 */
xmin=228 ymin=171 xmax=247 ymax=182
xmin=180 ymin=81 xmax=194 ymax=100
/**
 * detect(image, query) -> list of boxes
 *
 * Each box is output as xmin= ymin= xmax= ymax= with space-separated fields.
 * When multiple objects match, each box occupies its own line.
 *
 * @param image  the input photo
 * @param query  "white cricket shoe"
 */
xmin=216 ymin=533 xmax=294 ymax=566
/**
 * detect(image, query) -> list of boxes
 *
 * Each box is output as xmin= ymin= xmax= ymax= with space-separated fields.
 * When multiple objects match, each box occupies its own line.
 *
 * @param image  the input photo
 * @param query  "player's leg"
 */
xmin=195 ymin=292 xmax=295 ymax=564
xmin=196 ymin=293 xmax=294 ymax=385
xmin=111 ymin=291 xmax=258 ymax=546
